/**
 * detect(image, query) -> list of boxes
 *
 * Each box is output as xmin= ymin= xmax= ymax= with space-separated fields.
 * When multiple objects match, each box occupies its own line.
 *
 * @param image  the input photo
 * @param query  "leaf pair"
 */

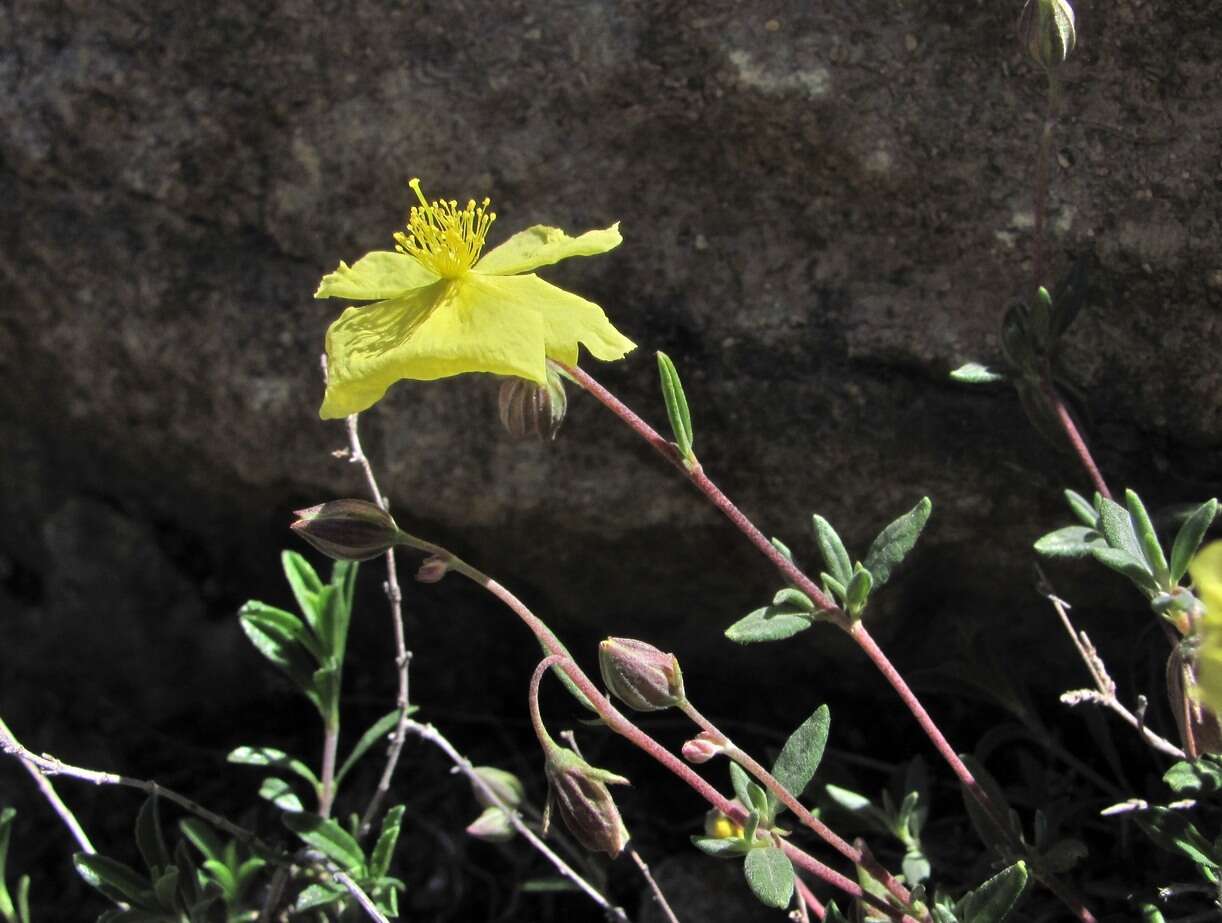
xmin=282 ymin=806 xmax=406 ymax=916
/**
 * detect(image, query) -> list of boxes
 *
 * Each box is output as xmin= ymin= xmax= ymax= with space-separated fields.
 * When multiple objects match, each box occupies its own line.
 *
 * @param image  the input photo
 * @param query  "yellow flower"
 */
xmin=316 ymin=179 xmax=635 ymax=419
xmin=1189 ymin=541 xmax=1222 ymax=713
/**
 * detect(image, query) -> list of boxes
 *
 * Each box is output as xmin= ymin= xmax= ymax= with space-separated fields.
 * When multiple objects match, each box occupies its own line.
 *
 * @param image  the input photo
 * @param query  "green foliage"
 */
xmin=949 ymin=363 xmax=1005 ymax=384
xmin=724 ymin=605 xmax=814 ymax=644
xmin=742 ymin=846 xmax=793 ymax=909
xmin=0 ymin=809 xmax=31 ymax=923
xmin=768 ymin=705 xmax=830 ymax=813
xmin=656 ymin=351 xmax=695 ymax=463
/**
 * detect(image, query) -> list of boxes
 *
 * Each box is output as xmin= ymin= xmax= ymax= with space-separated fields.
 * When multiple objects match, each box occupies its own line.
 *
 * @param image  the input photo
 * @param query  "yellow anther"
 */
xmin=395 ymin=178 xmax=496 ymax=279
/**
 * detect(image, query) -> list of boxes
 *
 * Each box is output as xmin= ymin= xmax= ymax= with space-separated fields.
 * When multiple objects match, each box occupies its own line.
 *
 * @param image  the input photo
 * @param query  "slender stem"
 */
xmin=0 ymin=716 xmax=95 ymax=854
xmin=406 ymin=551 xmax=910 ymax=921
xmin=678 ymin=700 xmax=915 ymax=913
xmin=318 ymin=720 xmax=340 ymax=818
xmin=794 ymin=875 xmax=825 ymax=921
xmin=331 ymin=868 xmax=390 ymax=923
xmin=1044 ymin=383 xmax=1112 ymax=501
xmin=529 ymin=655 xmax=565 ymax=751
xmin=564 ymin=363 xmax=1098 ymax=922
xmin=406 ymin=719 xmax=630 ymax=922
xmin=344 ymin=410 xmax=414 ymax=838
xmin=630 ymin=848 xmax=681 ymax=923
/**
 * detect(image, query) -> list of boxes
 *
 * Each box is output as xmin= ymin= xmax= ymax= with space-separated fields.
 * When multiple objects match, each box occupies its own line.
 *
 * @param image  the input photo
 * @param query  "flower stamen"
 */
xmin=394 ymin=177 xmax=495 ymax=279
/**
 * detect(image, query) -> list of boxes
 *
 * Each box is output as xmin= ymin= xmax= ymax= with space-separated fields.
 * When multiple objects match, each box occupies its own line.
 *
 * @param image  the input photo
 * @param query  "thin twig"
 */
xmin=341 ymin=408 xmax=414 ymax=838
xmin=331 ymin=868 xmax=391 ymax=923
xmin=794 ymin=875 xmax=824 ymax=921
xmin=319 ymin=720 xmax=340 ymax=818
xmin=1041 ymin=576 xmax=1185 ymax=759
xmin=405 ymin=718 xmax=630 ymax=922
xmin=0 ymin=716 xmax=95 ymax=854
xmin=630 ymin=848 xmax=680 ymax=923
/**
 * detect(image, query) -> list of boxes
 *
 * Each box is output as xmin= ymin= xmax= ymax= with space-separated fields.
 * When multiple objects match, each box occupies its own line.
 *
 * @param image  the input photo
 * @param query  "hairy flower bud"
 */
xmin=466 ymin=806 xmax=516 ymax=843
xmin=471 ymin=766 xmax=525 ymax=810
xmin=681 ymin=731 xmax=725 ymax=764
xmin=415 ymin=555 xmax=449 ymax=584
xmin=544 ymin=747 xmax=630 ymax=858
xmin=598 ymin=637 xmax=685 ymax=712
xmin=498 ymin=365 xmax=568 ymax=440
xmin=1018 ymin=0 xmax=1076 ymax=71
xmin=291 ymin=499 xmax=400 ymax=561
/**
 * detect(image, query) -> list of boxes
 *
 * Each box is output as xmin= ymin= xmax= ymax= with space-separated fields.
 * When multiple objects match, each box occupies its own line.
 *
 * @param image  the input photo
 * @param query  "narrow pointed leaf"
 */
xmin=770 ymin=705 xmax=830 ymax=806
xmin=812 ymin=515 xmax=853 ymax=586
xmin=259 ymin=777 xmax=305 ymax=812
xmin=73 ymin=853 xmax=152 ymax=904
xmin=1171 ymin=499 xmax=1218 ymax=585
xmin=821 ymin=572 xmax=847 ymax=604
xmin=864 ymin=497 xmax=932 ymax=586
xmin=1097 ymin=498 xmax=1144 ymax=561
xmin=725 ymin=606 xmax=813 ymax=644
xmin=336 ymin=710 xmax=408 ymax=786
xmin=282 ymin=813 xmax=366 ymax=874
xmin=772 ymin=588 xmax=814 ymax=611
xmin=743 ymin=846 xmax=794 ymax=909
xmin=657 ymin=351 xmax=694 ymax=461
xmin=370 ymin=805 xmax=406 ymax=878
xmin=135 ymin=794 xmax=171 ymax=876
xmin=690 ymin=835 xmax=749 ymax=858
xmin=1065 ymin=490 xmax=1098 ymax=527
xmin=238 ymin=604 xmax=321 ymax=688
xmin=152 ymin=867 xmax=179 ymax=912
xmin=294 ymin=882 xmax=346 ymax=911
xmin=1033 ymin=525 xmax=1104 ymax=558
xmin=178 ymin=818 xmax=223 ymax=862
xmin=846 ymin=565 xmax=873 ymax=617
xmin=770 ymin=537 xmax=794 ymax=561
xmin=957 ymin=861 xmax=1029 ymax=923
xmin=1090 ymin=547 xmax=1159 ymax=595
xmin=1126 ymin=489 xmax=1170 ymax=588
xmin=729 ymin=762 xmax=755 ymax=811
xmin=281 ymin=550 xmax=323 ymax=628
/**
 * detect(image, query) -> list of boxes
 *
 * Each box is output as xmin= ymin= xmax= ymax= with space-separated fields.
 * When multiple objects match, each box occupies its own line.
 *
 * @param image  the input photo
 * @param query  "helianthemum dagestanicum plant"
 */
xmin=316 ymin=178 xmax=635 ymax=418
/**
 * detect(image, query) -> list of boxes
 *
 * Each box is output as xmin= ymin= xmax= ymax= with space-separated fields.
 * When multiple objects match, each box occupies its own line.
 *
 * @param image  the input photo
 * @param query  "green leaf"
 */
xmin=957 ymin=861 xmax=1028 ymax=923
xmin=172 ymin=840 xmax=200 ymax=907
xmin=538 ymin=635 xmax=596 ymax=713
xmin=282 ymin=813 xmax=366 ymax=874
xmin=770 ymin=706 xmax=830 ymax=807
xmin=1065 ymin=490 xmax=1098 ymax=527
xmin=294 ymin=882 xmax=346 ymax=912
xmin=690 ymin=835 xmax=749 ymax=858
xmin=1139 ymin=905 xmax=1166 ymax=923
xmin=903 ymin=847 xmax=932 ymax=886
xmin=259 ymin=777 xmax=305 ymax=812
xmin=315 ymin=582 xmax=352 ymax=666
xmin=821 ymin=572 xmax=847 ymax=604
xmin=1097 ymin=497 xmax=1144 ymax=562
xmin=312 ymin=664 xmax=341 ymax=724
xmin=725 ymin=606 xmax=813 ymax=644
xmin=823 ymin=784 xmax=891 ymax=834
xmin=729 ymin=762 xmax=755 ymax=812
xmin=238 ymin=604 xmax=322 ymax=693
xmin=1126 ymin=489 xmax=1170 ymax=588
xmin=950 ymin=363 xmax=1005 ymax=384
xmin=282 ymin=550 xmax=323 ymax=628
xmin=959 ymin=755 xmax=1021 ymax=850
xmin=134 ymin=794 xmax=170 ymax=876
xmin=1033 ymin=525 xmax=1105 ymax=558
xmin=1050 ymin=252 xmax=1090 ymax=340
xmin=770 ymin=538 xmax=794 ymax=562
xmin=743 ymin=846 xmax=794 ymax=909
xmin=1090 ymin=547 xmax=1159 ymax=595
xmin=864 ymin=497 xmax=932 ymax=586
xmin=845 ymin=565 xmax=873 ymax=618
xmin=1164 ymin=757 xmax=1222 ymax=796
xmin=336 ymin=710 xmax=406 ymax=786
xmin=14 ymin=876 xmax=28 ymax=923
xmin=657 ymin=351 xmax=695 ymax=461
xmin=772 ymin=588 xmax=814 ymax=611
xmin=227 ymin=747 xmax=320 ymax=790
xmin=0 ymin=808 xmax=15 ymax=920
xmin=178 ymin=818 xmax=223 ymax=863
xmin=73 ymin=853 xmax=151 ymax=905
xmin=1135 ymin=807 xmax=1219 ymax=872
xmin=811 ymin=515 xmax=853 ymax=587
xmin=151 ymin=866 xmax=179 ymax=912
xmin=825 ymin=902 xmax=856 ymax=923
xmin=370 ymin=805 xmax=406 ymax=878
xmin=201 ymin=859 xmax=236 ymax=899
xmin=1171 ymin=498 xmax=1218 ymax=585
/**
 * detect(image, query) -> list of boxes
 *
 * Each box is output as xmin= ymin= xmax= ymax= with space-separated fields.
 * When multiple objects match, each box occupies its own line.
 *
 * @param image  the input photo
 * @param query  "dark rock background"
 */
xmin=2 ymin=0 xmax=1220 ymax=919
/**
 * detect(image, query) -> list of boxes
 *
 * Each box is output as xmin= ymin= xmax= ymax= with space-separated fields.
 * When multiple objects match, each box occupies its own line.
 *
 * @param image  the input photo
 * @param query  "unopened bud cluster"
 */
xmin=545 ymin=746 xmax=631 ymax=858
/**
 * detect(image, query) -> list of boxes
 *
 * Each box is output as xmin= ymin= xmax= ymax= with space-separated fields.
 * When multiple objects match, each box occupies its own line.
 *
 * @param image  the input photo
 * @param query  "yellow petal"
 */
xmin=316 ymin=250 xmax=439 ymax=301
xmin=473 ymin=273 xmax=635 ymax=367
xmin=320 ymin=277 xmax=550 ymax=419
xmin=1190 ymin=541 xmax=1222 ymax=618
xmin=1189 ymin=541 xmax=1222 ymax=713
xmin=474 ymin=223 xmax=622 ymax=276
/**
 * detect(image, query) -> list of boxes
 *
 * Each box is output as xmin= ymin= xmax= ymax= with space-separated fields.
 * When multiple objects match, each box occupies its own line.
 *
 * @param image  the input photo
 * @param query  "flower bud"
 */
xmin=471 ymin=766 xmax=525 ymax=810
xmin=598 ymin=638 xmax=685 ymax=712
xmin=682 ymin=731 xmax=725 ymax=764
xmin=466 ymin=806 xmax=516 ymax=843
xmin=544 ymin=746 xmax=630 ymax=858
xmin=415 ymin=555 xmax=449 ymax=584
xmin=498 ymin=365 xmax=567 ymax=440
xmin=1018 ymin=0 xmax=1076 ymax=71
xmin=291 ymin=499 xmax=400 ymax=561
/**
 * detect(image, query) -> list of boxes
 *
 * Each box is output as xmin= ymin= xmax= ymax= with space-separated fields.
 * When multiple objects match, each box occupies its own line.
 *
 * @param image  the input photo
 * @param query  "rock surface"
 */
xmin=2 ymin=0 xmax=1220 ymax=916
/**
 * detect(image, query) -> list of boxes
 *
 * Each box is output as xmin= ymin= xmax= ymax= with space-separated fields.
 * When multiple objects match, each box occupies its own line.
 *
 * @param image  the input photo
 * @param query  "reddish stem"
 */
xmin=565 ymin=362 xmax=1099 ymax=923
xmin=1044 ymin=383 xmax=1112 ymax=501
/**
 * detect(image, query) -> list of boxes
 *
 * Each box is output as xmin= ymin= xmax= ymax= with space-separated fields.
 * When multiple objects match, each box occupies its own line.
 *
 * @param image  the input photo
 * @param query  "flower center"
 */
xmin=394 ymin=178 xmax=496 ymax=279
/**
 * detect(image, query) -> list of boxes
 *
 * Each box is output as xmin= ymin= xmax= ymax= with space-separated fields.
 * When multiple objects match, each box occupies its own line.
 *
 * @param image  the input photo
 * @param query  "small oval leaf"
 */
xmin=743 ymin=846 xmax=794 ymax=909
